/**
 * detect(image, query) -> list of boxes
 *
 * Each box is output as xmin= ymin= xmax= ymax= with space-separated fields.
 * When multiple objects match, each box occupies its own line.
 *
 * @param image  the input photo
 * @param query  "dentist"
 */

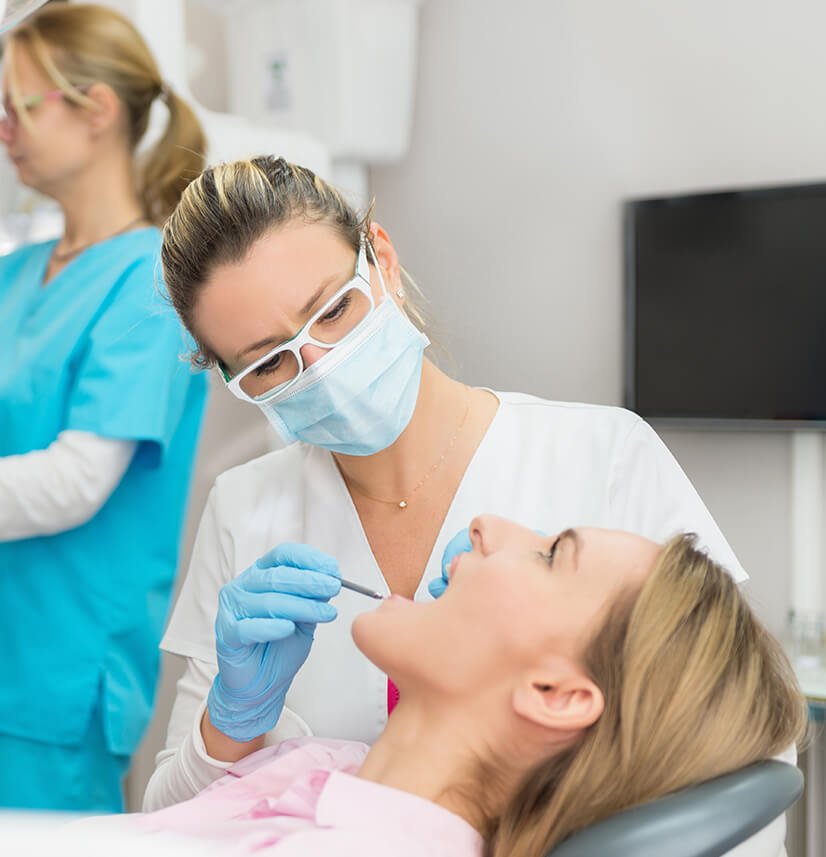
xmin=144 ymin=155 xmax=745 ymax=810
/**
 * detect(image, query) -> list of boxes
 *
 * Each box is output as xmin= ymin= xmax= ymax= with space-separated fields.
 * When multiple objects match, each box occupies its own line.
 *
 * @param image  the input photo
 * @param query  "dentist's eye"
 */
xmin=255 ymin=351 xmax=285 ymax=376
xmin=542 ymin=535 xmax=562 ymax=567
xmin=319 ymin=291 xmax=352 ymax=323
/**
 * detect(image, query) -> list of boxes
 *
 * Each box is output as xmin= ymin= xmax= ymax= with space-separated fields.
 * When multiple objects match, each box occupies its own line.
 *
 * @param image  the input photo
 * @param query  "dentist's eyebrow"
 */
xmin=299 ymin=277 xmax=337 ymax=316
xmin=234 ymin=274 xmax=342 ymax=362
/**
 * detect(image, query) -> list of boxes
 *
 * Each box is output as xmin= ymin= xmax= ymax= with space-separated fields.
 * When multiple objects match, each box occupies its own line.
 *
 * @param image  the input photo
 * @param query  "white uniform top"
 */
xmin=146 ymin=392 xmax=746 ymax=811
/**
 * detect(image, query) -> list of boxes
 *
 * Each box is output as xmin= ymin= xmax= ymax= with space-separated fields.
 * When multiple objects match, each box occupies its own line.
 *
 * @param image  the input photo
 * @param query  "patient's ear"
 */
xmin=512 ymin=667 xmax=604 ymax=733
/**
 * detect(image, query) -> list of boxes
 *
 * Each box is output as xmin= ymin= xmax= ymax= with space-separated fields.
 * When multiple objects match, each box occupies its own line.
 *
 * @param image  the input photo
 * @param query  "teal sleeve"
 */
xmin=66 ymin=255 xmax=199 ymax=460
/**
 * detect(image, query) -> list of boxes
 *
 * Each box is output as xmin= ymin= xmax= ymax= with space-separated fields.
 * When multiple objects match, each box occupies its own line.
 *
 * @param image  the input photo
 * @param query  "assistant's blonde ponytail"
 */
xmin=140 ymin=87 xmax=205 ymax=223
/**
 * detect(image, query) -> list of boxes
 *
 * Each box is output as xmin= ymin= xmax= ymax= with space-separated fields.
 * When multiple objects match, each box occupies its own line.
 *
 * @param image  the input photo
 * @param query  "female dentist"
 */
xmin=0 ymin=5 xmax=207 ymax=811
xmin=144 ymin=155 xmax=745 ymax=810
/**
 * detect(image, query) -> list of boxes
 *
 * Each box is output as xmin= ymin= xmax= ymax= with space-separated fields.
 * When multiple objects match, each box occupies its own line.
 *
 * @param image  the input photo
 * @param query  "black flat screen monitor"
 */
xmin=625 ymin=182 xmax=826 ymax=428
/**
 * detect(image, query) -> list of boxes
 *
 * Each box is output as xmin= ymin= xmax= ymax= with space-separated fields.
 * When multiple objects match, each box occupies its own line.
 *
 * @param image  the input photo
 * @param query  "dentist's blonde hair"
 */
xmin=161 ymin=155 xmax=429 ymax=369
xmin=488 ymin=534 xmax=807 ymax=857
xmin=5 ymin=3 xmax=205 ymax=223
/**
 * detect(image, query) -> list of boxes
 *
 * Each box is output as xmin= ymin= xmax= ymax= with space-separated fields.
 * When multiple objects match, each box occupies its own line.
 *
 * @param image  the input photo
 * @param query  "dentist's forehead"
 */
xmin=194 ymin=223 xmax=355 ymax=365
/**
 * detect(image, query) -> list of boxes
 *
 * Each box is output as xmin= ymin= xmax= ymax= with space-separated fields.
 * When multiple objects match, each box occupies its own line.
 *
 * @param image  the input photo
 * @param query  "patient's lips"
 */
xmin=388 ymin=594 xmax=412 ymax=603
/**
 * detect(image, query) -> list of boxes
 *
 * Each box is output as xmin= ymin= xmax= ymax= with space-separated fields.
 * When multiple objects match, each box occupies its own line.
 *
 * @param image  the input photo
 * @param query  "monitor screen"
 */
xmin=625 ymin=183 xmax=826 ymax=427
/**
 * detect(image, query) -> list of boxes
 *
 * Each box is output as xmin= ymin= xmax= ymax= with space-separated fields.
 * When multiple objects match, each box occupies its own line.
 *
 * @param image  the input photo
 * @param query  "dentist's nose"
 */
xmin=299 ymin=342 xmax=331 ymax=368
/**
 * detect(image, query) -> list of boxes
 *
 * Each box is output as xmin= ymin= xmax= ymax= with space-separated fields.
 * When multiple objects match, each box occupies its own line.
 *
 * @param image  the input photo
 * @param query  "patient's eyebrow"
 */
xmin=559 ymin=528 xmax=581 ymax=571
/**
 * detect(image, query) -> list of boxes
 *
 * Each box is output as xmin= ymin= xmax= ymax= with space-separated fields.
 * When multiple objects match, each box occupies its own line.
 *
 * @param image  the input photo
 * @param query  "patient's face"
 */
xmin=352 ymin=516 xmax=660 ymax=694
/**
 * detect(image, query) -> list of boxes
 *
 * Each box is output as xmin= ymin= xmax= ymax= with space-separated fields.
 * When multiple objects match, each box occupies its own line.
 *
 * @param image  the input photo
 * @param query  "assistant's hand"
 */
xmin=206 ymin=543 xmax=341 ymax=742
xmin=428 ymin=528 xmax=472 ymax=598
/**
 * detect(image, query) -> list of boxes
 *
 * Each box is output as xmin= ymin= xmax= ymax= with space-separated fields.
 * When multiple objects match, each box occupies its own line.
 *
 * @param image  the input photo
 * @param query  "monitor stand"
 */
xmin=789 ymin=432 xmax=825 ymax=856
xmin=790 ymin=431 xmax=824 ymax=618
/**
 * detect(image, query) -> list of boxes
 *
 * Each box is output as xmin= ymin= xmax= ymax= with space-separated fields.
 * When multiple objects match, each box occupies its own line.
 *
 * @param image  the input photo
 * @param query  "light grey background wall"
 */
xmin=185 ymin=0 xmax=228 ymax=111
xmin=371 ymin=0 xmax=826 ymax=635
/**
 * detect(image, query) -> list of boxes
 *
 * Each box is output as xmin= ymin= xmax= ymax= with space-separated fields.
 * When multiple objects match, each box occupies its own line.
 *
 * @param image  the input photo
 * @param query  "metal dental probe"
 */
xmin=340 ymin=578 xmax=386 ymax=599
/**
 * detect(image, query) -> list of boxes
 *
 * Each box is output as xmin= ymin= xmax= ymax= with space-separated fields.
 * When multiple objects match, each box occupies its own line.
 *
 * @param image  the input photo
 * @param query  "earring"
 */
xmin=396 ymin=288 xmax=405 ymax=298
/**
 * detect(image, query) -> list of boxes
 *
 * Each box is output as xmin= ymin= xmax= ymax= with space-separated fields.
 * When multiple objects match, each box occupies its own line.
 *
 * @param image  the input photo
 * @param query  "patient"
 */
xmin=82 ymin=517 xmax=807 ymax=856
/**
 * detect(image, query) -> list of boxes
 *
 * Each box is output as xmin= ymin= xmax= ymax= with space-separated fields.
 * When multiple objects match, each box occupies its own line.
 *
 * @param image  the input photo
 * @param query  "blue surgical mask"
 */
xmin=258 ymin=296 xmax=430 ymax=456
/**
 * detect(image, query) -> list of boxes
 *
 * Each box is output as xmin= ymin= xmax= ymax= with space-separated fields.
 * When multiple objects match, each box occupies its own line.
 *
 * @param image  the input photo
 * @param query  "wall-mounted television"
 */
xmin=625 ymin=182 xmax=826 ymax=428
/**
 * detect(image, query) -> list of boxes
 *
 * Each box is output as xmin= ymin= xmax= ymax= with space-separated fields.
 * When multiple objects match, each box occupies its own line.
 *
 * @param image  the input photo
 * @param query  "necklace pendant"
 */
xmin=399 ymin=500 xmax=408 ymax=509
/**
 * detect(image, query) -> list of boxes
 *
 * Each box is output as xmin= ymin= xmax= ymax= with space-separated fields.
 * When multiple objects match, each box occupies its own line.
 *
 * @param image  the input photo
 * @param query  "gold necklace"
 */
xmin=347 ymin=389 xmax=471 ymax=510
xmin=52 ymin=215 xmax=148 ymax=262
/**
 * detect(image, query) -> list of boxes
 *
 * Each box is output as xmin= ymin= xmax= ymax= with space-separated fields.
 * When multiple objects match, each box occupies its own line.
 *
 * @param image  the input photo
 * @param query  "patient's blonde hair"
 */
xmin=488 ymin=534 xmax=807 ymax=857
xmin=6 ymin=3 xmax=206 ymax=223
xmin=161 ymin=155 xmax=429 ymax=369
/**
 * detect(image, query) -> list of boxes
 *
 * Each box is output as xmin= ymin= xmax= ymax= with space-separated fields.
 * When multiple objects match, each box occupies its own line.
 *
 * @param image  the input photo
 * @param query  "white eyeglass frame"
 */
xmin=220 ymin=236 xmax=382 ymax=403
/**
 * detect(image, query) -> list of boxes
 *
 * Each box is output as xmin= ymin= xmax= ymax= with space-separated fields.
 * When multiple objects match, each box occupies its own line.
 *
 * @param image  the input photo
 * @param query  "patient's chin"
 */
xmin=351 ymin=610 xmax=402 ymax=678
xmin=351 ymin=611 xmax=380 ymax=659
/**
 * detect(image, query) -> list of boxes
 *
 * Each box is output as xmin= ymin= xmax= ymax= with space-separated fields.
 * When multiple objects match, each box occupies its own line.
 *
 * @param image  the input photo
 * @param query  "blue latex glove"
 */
xmin=207 ymin=543 xmax=341 ymax=742
xmin=428 ymin=526 xmax=546 ymax=599
xmin=428 ymin=527 xmax=472 ymax=598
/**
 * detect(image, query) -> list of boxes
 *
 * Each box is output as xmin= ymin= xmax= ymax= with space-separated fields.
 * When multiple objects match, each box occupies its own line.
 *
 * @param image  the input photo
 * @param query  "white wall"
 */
xmin=370 ymin=0 xmax=826 ymax=634
xmin=185 ymin=0 xmax=229 ymax=112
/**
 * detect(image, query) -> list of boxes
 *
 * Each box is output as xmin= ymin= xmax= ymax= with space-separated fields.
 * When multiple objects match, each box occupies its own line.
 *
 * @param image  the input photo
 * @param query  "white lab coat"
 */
xmin=146 ymin=392 xmax=750 ymax=812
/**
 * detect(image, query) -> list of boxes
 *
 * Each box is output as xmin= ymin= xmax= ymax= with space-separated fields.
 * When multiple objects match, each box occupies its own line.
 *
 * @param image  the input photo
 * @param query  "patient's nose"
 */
xmin=470 ymin=515 xmax=541 ymax=557
xmin=469 ymin=515 xmax=505 ymax=556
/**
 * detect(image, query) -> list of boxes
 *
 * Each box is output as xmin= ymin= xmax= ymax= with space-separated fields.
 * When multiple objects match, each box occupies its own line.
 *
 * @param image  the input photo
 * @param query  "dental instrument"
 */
xmin=341 ymin=578 xmax=385 ymax=600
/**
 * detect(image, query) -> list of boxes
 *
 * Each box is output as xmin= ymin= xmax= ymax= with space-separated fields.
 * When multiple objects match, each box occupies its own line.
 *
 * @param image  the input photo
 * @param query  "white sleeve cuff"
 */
xmin=143 ymin=699 xmax=233 ymax=812
xmin=146 ymin=697 xmax=314 ymax=811
xmin=189 ymin=698 xmax=313 ymax=762
xmin=0 ymin=429 xmax=136 ymax=541
xmin=190 ymin=698 xmax=237 ymax=771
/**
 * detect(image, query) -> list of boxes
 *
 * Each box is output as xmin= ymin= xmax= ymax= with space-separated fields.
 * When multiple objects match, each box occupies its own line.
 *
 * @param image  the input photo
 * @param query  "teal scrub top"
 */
xmin=0 ymin=228 xmax=208 ymax=755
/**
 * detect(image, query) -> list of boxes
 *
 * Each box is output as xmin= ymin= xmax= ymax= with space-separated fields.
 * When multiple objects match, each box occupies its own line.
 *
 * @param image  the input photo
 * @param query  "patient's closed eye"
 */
xmin=543 ymin=536 xmax=562 ymax=567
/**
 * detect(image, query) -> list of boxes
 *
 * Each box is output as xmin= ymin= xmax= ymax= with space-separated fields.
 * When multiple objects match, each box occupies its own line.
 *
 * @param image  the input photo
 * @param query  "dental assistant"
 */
xmin=0 ymin=5 xmax=207 ymax=812
xmin=144 ymin=155 xmax=746 ymax=811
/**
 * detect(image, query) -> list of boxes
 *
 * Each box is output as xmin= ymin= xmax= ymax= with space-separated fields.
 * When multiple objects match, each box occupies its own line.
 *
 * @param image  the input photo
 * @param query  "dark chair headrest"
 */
xmin=546 ymin=760 xmax=803 ymax=857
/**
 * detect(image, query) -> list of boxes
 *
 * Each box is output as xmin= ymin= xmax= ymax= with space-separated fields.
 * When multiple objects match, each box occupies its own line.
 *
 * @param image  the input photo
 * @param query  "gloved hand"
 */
xmin=428 ymin=527 xmax=472 ymax=598
xmin=427 ymin=525 xmax=547 ymax=598
xmin=207 ymin=543 xmax=341 ymax=742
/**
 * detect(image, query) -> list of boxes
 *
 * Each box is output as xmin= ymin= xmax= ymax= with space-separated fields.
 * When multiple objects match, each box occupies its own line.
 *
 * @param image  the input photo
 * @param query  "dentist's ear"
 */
xmin=512 ymin=668 xmax=604 ymax=734
xmin=367 ymin=222 xmax=402 ymax=299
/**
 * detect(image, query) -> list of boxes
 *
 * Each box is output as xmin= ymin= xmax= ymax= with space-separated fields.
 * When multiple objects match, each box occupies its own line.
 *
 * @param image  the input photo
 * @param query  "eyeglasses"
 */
xmin=0 ymin=87 xmax=88 ymax=130
xmin=221 ymin=237 xmax=381 ymax=403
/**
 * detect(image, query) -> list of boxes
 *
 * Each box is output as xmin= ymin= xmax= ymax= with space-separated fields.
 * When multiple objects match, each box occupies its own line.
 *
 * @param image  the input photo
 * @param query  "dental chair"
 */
xmin=546 ymin=760 xmax=803 ymax=857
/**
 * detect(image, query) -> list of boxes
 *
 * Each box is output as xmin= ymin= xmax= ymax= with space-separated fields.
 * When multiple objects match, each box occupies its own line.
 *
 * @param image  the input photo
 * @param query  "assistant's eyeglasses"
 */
xmin=0 ymin=86 xmax=88 ymax=130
